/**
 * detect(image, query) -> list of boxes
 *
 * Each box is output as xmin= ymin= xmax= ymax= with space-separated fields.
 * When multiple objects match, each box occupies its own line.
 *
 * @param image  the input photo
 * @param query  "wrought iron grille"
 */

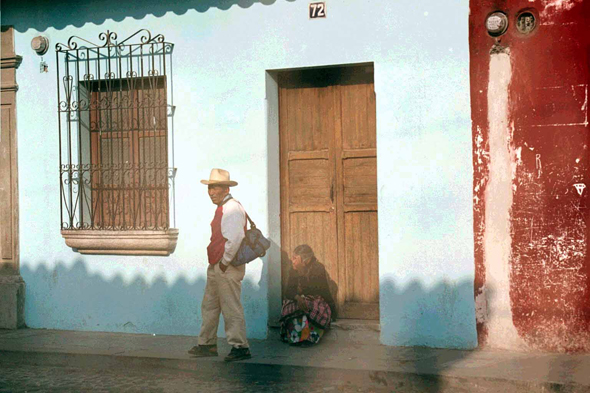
xmin=56 ymin=30 xmax=176 ymax=231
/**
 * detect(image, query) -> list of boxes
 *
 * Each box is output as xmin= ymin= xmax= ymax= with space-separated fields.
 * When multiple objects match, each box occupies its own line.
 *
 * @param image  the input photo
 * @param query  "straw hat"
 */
xmin=200 ymin=168 xmax=238 ymax=187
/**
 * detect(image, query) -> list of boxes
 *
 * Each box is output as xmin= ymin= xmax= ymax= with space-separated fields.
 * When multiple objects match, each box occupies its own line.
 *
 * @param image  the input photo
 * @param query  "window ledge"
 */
xmin=61 ymin=229 xmax=179 ymax=256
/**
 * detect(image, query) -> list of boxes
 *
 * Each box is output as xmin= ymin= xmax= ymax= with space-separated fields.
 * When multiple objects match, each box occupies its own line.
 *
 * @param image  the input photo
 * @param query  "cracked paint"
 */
xmin=541 ymin=0 xmax=583 ymax=16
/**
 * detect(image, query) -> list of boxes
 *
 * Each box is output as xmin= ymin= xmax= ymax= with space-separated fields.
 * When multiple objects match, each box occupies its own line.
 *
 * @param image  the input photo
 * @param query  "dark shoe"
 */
xmin=224 ymin=347 xmax=252 ymax=362
xmin=188 ymin=345 xmax=218 ymax=357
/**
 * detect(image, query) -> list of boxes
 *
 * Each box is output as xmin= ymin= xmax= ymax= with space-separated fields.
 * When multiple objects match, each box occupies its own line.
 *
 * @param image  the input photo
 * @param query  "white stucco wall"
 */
xmin=2 ymin=0 xmax=476 ymax=348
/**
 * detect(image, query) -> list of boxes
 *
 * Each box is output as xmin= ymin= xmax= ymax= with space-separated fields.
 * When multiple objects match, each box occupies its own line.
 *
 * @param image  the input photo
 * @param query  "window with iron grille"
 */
xmin=56 ymin=30 xmax=178 ymax=255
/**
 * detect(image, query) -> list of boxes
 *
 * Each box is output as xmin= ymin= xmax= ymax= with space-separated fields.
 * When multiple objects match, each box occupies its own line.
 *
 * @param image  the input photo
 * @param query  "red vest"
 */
xmin=207 ymin=205 xmax=226 ymax=265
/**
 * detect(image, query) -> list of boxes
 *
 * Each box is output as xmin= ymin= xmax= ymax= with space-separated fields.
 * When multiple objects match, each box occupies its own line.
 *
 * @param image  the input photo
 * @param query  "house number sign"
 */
xmin=309 ymin=2 xmax=326 ymax=18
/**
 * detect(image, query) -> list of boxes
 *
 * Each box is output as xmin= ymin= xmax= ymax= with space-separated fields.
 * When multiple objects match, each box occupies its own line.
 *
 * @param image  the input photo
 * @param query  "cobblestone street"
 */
xmin=0 ymin=353 xmax=391 ymax=393
xmin=1 ymin=329 xmax=589 ymax=393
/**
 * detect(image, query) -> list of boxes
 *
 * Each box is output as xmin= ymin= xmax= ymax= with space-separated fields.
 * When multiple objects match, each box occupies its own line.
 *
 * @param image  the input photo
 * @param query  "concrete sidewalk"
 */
xmin=1 ymin=327 xmax=589 ymax=392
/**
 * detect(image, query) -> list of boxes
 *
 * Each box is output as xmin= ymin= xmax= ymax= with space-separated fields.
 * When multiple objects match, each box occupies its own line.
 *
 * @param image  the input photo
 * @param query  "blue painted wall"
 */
xmin=2 ymin=0 xmax=477 ymax=348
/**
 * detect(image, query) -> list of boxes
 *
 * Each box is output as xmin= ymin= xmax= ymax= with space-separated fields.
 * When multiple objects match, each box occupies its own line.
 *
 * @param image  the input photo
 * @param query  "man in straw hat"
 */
xmin=188 ymin=168 xmax=252 ymax=361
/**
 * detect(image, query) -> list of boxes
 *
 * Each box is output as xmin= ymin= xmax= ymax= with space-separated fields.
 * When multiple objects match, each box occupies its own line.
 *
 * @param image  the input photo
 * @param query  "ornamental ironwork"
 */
xmin=56 ymin=30 xmax=176 ymax=230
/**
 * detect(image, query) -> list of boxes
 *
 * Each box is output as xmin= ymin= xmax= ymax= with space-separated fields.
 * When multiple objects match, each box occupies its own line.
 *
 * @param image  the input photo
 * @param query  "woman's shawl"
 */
xmin=283 ymin=257 xmax=337 ymax=319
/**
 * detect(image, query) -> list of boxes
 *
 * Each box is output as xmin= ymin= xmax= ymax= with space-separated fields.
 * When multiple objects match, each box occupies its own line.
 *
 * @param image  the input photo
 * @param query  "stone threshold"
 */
xmin=332 ymin=319 xmax=381 ymax=332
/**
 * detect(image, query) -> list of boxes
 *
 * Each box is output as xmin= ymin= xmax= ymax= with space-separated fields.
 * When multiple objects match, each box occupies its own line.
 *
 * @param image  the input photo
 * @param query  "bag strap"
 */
xmin=246 ymin=214 xmax=256 ymax=229
xmin=225 ymin=196 xmax=257 ymax=229
xmin=219 ymin=196 xmax=233 ymax=206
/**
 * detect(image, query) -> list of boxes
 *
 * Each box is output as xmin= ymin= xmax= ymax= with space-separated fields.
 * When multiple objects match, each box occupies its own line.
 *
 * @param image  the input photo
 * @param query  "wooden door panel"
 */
xmin=344 ymin=212 xmax=379 ymax=302
xmin=343 ymin=157 xmax=377 ymax=206
xmin=290 ymin=212 xmax=338 ymax=286
xmin=336 ymin=78 xmax=379 ymax=320
xmin=289 ymin=159 xmax=332 ymax=210
xmin=287 ymin=87 xmax=332 ymax=152
xmin=342 ymin=212 xmax=379 ymax=319
xmin=279 ymin=80 xmax=337 ymax=300
xmin=341 ymin=82 xmax=376 ymax=150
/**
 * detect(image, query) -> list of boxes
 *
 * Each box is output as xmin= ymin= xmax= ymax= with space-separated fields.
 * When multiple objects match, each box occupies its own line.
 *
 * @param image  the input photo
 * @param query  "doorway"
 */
xmin=279 ymin=65 xmax=379 ymax=320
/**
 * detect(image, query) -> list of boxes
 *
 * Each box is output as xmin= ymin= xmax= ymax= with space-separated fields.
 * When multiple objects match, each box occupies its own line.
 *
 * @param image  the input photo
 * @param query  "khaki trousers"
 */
xmin=198 ymin=262 xmax=249 ymax=348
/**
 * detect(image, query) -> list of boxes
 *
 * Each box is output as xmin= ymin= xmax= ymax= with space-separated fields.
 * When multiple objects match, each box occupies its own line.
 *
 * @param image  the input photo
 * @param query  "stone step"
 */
xmin=325 ymin=319 xmax=380 ymax=344
xmin=331 ymin=319 xmax=380 ymax=331
xmin=269 ymin=318 xmax=381 ymax=344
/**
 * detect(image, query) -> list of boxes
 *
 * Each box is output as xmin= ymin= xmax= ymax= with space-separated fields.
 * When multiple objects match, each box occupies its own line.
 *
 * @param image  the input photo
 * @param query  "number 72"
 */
xmin=309 ymin=2 xmax=326 ymax=18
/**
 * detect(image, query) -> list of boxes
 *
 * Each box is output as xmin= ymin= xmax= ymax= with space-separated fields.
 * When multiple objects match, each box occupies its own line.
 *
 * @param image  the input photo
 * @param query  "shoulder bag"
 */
xmin=231 ymin=214 xmax=271 ymax=266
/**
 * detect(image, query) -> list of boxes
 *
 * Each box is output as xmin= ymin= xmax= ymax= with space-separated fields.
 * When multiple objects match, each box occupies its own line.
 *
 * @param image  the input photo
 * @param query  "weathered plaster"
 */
xmin=482 ymin=51 xmax=526 ymax=350
xmin=541 ymin=0 xmax=583 ymax=16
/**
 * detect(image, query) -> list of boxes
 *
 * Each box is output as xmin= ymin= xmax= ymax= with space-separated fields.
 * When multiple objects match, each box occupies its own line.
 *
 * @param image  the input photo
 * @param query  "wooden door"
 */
xmin=279 ymin=66 xmax=379 ymax=320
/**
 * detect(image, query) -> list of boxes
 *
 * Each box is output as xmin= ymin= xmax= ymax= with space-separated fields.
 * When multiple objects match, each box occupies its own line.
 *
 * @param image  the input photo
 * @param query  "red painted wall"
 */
xmin=470 ymin=0 xmax=590 ymax=351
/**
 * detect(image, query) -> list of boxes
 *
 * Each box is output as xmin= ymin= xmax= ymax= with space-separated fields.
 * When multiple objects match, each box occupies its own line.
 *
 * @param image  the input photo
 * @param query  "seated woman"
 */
xmin=280 ymin=244 xmax=336 ymax=346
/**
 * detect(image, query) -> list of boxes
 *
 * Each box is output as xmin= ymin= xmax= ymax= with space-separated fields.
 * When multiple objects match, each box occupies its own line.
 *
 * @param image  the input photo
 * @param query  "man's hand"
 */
xmin=219 ymin=261 xmax=228 ymax=273
xmin=295 ymin=295 xmax=309 ymax=313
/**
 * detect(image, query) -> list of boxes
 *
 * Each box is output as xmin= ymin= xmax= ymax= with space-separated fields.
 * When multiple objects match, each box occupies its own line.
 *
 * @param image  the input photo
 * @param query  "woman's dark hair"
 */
xmin=293 ymin=244 xmax=315 ymax=263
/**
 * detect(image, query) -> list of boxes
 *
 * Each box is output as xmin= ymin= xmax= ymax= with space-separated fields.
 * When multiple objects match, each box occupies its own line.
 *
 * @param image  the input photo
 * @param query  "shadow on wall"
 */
xmin=380 ymin=278 xmax=479 ymax=350
xmin=375 ymin=278 xmax=480 ymax=392
xmin=20 ymin=259 xmax=267 ymax=338
xmin=2 ymin=0 xmax=297 ymax=33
